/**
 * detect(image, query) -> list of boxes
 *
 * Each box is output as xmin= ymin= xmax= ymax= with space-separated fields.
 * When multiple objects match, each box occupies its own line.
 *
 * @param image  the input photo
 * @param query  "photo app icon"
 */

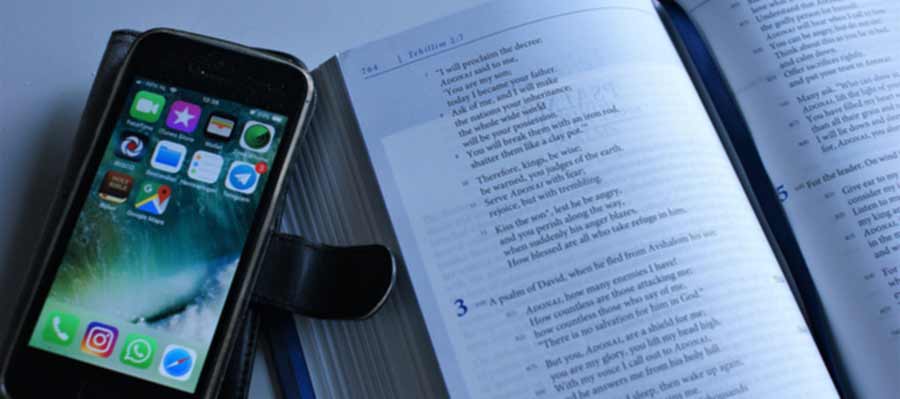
xmin=81 ymin=321 xmax=119 ymax=358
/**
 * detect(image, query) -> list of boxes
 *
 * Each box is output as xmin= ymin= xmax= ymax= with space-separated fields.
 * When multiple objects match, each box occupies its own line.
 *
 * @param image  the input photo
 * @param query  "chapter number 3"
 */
xmin=454 ymin=299 xmax=468 ymax=317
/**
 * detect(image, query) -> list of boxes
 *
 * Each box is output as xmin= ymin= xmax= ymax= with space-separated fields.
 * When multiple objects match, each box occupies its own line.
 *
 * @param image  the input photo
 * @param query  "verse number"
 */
xmin=448 ymin=33 xmax=464 ymax=45
xmin=776 ymin=185 xmax=789 ymax=202
xmin=454 ymin=299 xmax=468 ymax=317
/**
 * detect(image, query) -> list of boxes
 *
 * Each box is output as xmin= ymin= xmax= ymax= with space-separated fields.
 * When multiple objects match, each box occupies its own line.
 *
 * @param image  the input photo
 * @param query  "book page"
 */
xmin=674 ymin=0 xmax=900 ymax=396
xmin=339 ymin=1 xmax=836 ymax=398
xmin=279 ymin=60 xmax=449 ymax=398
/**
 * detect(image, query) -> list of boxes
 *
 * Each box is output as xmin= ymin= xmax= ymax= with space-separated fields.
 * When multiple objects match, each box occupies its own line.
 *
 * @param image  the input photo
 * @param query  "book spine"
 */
xmin=262 ymin=309 xmax=316 ymax=399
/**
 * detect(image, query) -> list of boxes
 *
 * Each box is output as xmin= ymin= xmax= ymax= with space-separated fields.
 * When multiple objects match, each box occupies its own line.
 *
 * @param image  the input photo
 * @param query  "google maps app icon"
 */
xmin=135 ymin=181 xmax=172 ymax=215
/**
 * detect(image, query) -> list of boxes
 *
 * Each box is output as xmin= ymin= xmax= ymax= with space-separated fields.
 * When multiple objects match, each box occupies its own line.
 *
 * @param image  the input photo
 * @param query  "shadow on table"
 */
xmin=0 ymin=94 xmax=88 ymax=354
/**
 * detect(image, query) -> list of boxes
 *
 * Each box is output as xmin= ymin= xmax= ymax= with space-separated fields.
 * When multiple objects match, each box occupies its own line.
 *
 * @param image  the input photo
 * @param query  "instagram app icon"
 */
xmin=81 ymin=322 xmax=119 ymax=358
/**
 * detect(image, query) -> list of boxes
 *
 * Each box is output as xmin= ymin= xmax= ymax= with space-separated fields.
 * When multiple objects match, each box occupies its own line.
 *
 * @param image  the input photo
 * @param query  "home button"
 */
xmin=77 ymin=380 xmax=127 ymax=399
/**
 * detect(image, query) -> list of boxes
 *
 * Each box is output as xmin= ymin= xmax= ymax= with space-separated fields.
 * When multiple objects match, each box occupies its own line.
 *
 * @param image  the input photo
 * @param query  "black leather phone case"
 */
xmin=12 ymin=30 xmax=396 ymax=399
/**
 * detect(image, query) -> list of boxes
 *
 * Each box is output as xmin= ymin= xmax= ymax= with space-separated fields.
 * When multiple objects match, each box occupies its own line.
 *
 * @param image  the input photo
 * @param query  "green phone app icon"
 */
xmin=120 ymin=333 xmax=157 ymax=369
xmin=130 ymin=90 xmax=166 ymax=123
xmin=42 ymin=311 xmax=79 ymax=346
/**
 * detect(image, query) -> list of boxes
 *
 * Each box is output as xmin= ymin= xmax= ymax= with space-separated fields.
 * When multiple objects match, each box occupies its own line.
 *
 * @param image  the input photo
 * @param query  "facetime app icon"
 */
xmin=130 ymin=90 xmax=166 ymax=123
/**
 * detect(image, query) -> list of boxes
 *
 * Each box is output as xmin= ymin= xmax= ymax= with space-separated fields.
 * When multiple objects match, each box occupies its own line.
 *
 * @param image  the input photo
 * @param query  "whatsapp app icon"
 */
xmin=120 ymin=333 xmax=157 ymax=369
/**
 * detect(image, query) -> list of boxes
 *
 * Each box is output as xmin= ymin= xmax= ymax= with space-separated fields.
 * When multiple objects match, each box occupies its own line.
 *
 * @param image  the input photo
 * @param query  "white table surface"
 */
xmin=0 ymin=0 xmax=484 ymax=396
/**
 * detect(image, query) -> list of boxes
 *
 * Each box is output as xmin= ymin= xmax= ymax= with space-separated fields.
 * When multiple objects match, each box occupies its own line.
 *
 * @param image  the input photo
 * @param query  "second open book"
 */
xmin=275 ymin=0 xmax=900 ymax=397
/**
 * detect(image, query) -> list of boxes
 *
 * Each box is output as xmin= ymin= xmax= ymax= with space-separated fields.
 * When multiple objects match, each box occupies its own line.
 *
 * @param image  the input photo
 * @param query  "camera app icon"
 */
xmin=80 ymin=321 xmax=119 ymax=358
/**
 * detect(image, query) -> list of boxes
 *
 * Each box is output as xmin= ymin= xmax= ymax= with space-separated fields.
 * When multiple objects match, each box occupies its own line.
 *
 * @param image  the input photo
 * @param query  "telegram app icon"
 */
xmin=224 ymin=161 xmax=259 ymax=194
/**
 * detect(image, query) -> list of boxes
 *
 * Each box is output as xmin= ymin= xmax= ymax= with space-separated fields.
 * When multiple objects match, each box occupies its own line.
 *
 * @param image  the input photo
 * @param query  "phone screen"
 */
xmin=26 ymin=77 xmax=288 ymax=393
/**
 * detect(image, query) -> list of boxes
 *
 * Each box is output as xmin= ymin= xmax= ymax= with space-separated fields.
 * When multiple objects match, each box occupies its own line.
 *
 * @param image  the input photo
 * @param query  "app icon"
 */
xmin=98 ymin=171 xmax=134 ymax=204
xmin=188 ymin=150 xmax=224 ymax=184
xmin=165 ymin=100 xmax=202 ymax=133
xmin=120 ymin=333 xmax=157 ymax=369
xmin=115 ymin=132 xmax=149 ymax=161
xmin=150 ymin=140 xmax=187 ymax=173
xmin=240 ymin=121 xmax=275 ymax=152
xmin=134 ymin=181 xmax=172 ymax=216
xmin=42 ymin=311 xmax=79 ymax=346
xmin=81 ymin=321 xmax=119 ymax=358
xmin=205 ymin=113 xmax=235 ymax=141
xmin=159 ymin=345 xmax=196 ymax=381
xmin=225 ymin=161 xmax=259 ymax=194
xmin=130 ymin=90 xmax=166 ymax=123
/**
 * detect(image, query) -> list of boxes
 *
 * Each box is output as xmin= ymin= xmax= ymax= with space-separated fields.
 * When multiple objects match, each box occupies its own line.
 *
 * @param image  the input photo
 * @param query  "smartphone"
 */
xmin=2 ymin=29 xmax=313 ymax=398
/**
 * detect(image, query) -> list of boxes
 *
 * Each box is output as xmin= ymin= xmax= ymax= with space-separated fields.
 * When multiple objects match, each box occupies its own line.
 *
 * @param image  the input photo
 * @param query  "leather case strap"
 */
xmin=254 ymin=234 xmax=395 ymax=320
xmin=69 ymin=30 xmax=396 ymax=398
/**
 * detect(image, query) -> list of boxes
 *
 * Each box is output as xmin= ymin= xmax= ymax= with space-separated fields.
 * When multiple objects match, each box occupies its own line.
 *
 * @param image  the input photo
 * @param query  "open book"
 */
xmin=272 ymin=0 xmax=900 ymax=397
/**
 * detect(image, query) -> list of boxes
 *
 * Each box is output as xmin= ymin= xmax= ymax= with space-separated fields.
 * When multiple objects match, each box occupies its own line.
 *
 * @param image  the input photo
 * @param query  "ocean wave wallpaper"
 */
xmin=28 ymin=77 xmax=286 ymax=392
